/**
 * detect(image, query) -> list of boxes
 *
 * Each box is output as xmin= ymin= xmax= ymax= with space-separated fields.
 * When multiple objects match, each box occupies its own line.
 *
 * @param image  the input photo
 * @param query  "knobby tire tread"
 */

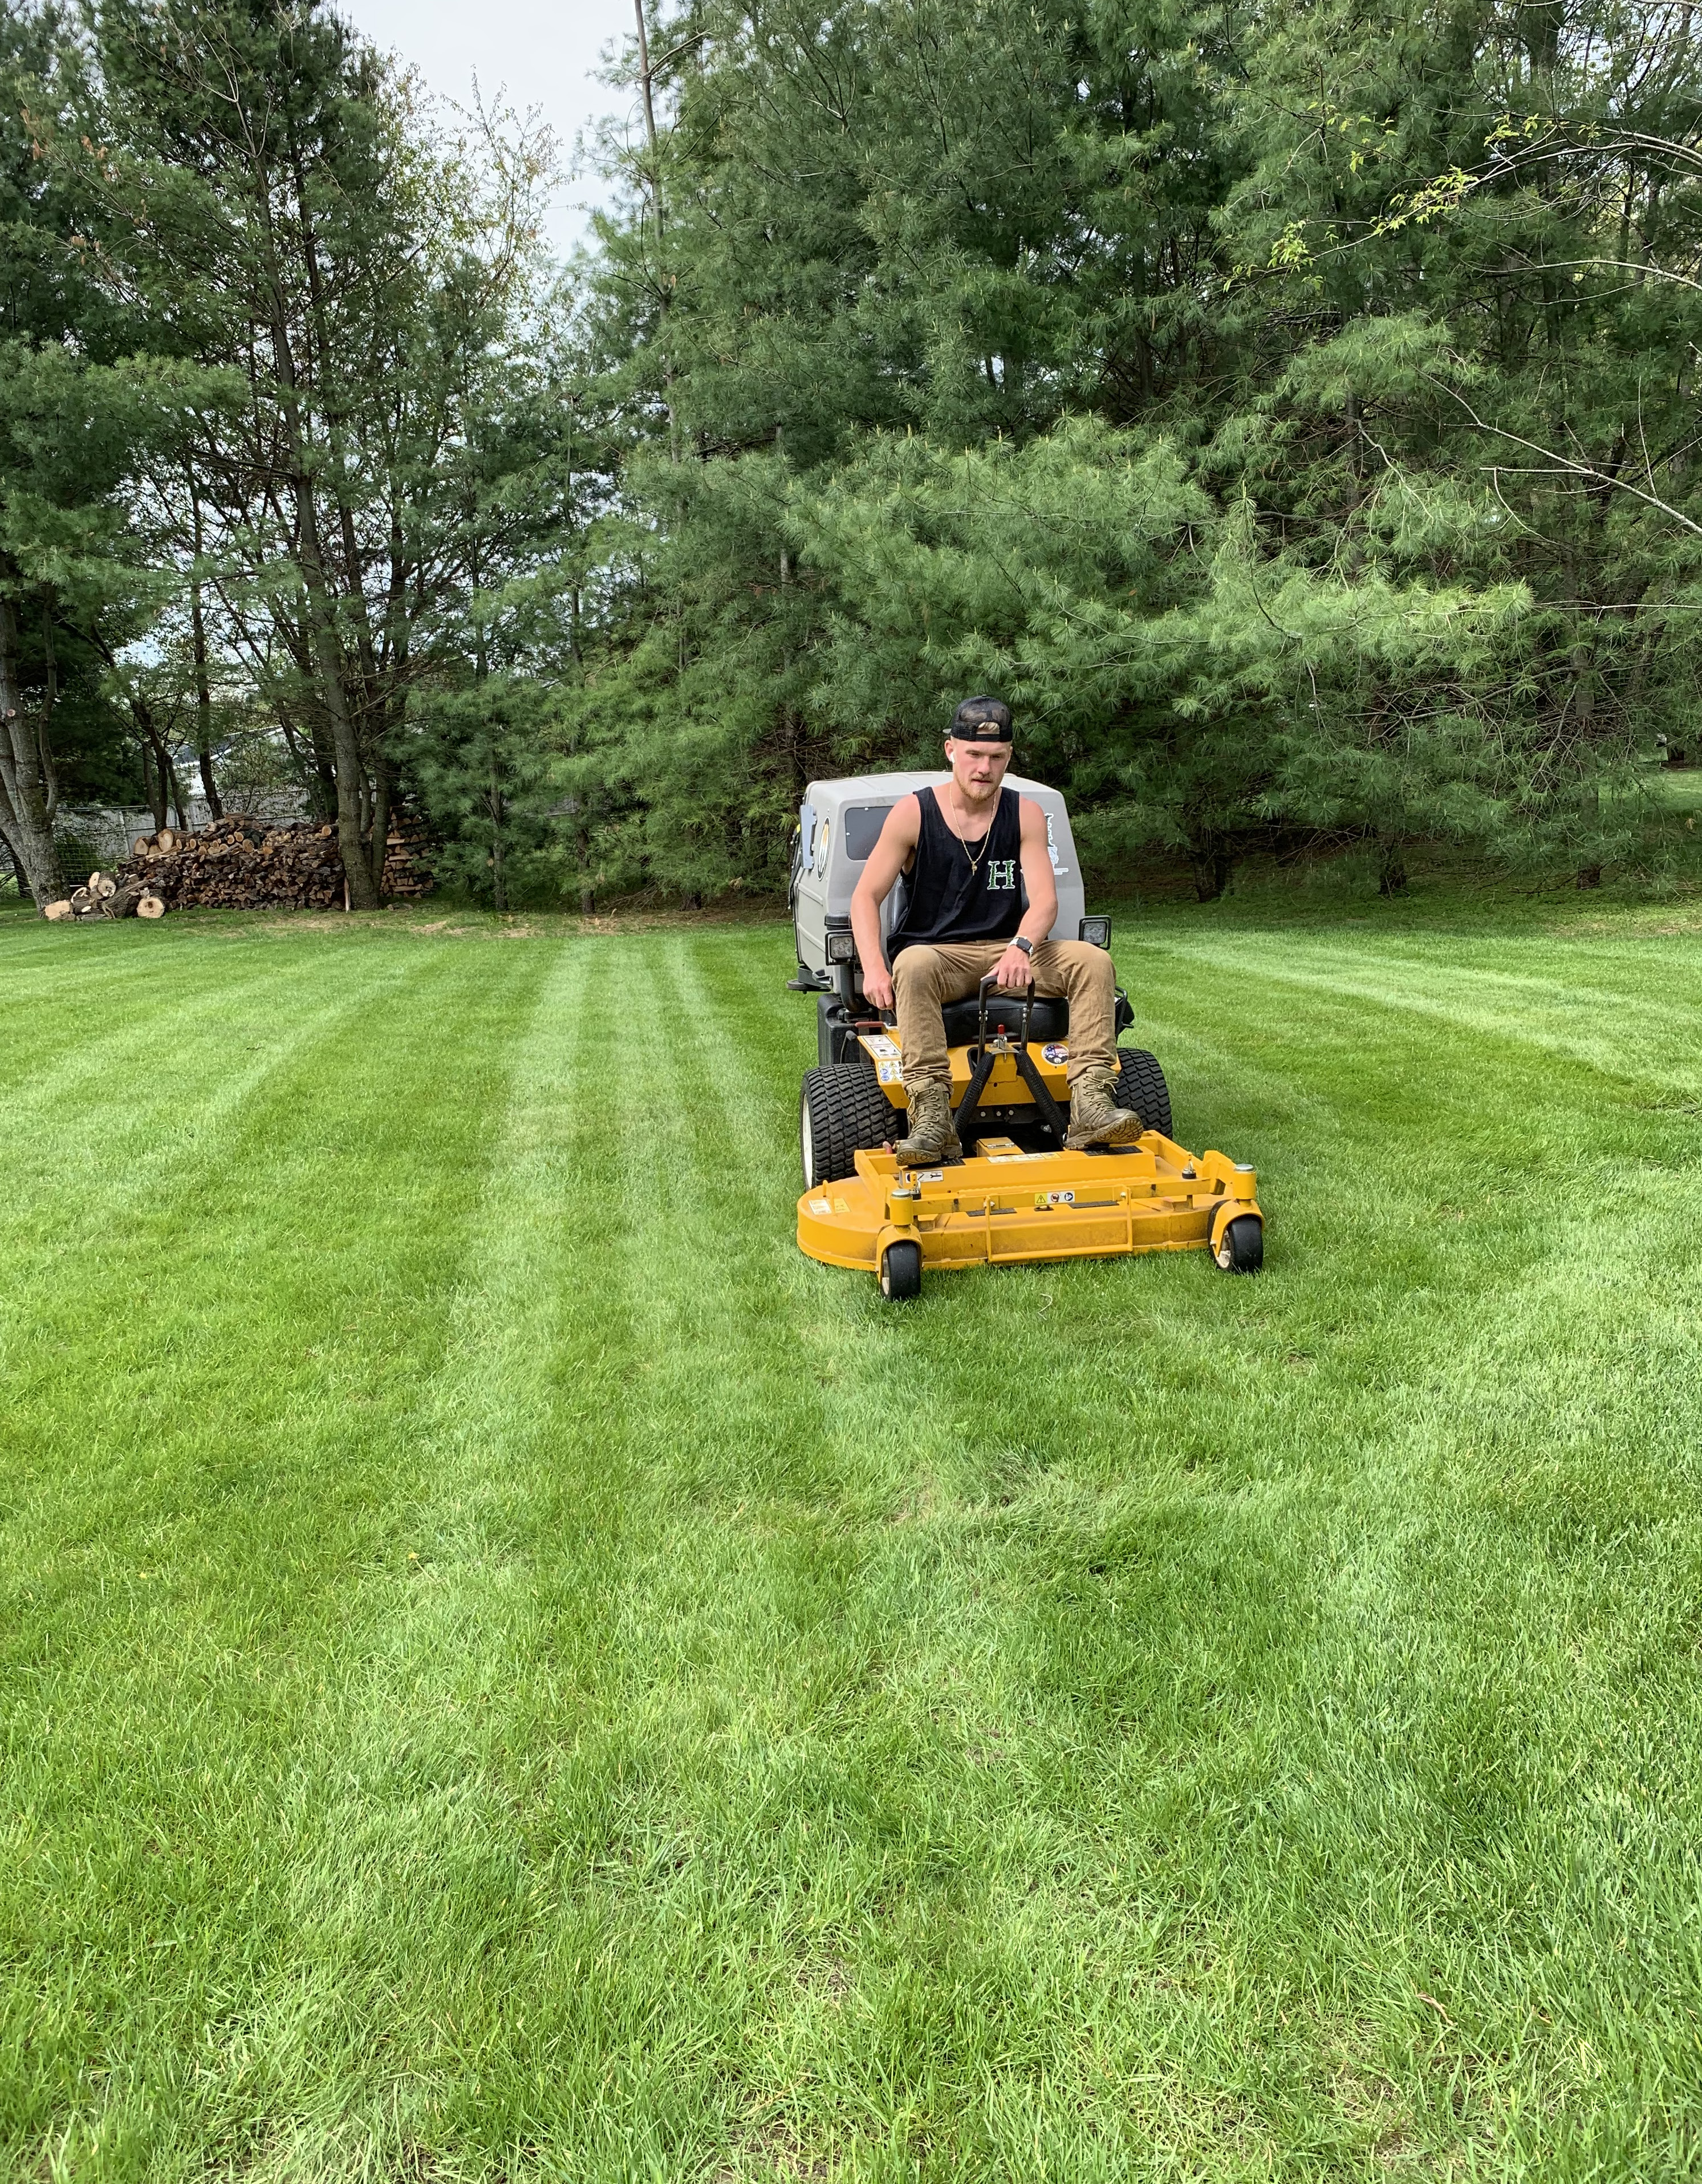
xmin=1114 ymin=1048 xmax=1172 ymax=1139
xmin=803 ymin=1065 xmax=899 ymax=1187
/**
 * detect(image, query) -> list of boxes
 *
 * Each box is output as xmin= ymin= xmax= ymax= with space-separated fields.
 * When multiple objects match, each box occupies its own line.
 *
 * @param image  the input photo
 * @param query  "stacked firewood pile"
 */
xmin=119 ymin=815 xmax=346 ymax=910
xmin=43 ymin=811 xmax=435 ymax=919
xmin=119 ymin=813 xmax=433 ymax=911
xmin=44 ymin=871 xmax=165 ymax=921
xmin=382 ymin=811 xmax=434 ymax=900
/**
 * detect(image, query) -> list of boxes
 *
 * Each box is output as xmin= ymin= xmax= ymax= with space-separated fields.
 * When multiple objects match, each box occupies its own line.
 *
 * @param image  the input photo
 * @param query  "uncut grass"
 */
xmin=3 ymin=910 xmax=1702 ymax=2178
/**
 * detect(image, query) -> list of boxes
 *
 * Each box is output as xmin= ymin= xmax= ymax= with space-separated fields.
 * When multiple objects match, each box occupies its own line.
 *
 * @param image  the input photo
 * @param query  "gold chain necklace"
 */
xmin=944 ymin=786 xmax=996 ymax=879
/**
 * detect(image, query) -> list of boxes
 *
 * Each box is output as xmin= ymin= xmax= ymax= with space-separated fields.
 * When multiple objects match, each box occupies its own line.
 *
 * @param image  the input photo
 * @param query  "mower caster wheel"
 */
xmin=1214 ymin=1214 xmax=1264 ymax=1274
xmin=880 ymin=1240 xmax=923 ymax=1301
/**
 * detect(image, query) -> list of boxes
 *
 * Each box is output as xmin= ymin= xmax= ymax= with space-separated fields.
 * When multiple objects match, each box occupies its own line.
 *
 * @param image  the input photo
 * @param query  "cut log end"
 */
xmin=136 ymin=894 xmax=166 ymax=919
xmin=44 ymin=899 xmax=74 ymax=920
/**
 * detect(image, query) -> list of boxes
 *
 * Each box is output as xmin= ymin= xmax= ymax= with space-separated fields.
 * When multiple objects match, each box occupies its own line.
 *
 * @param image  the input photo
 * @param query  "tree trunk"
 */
xmin=2 ymin=825 xmax=33 ymax=902
xmin=140 ymin=733 xmax=168 ymax=832
xmin=0 ymin=595 xmax=62 ymax=911
xmin=294 ymin=478 xmax=377 ymax=905
xmin=278 ymin=706 xmax=337 ymax=820
xmin=1188 ymin=832 xmax=1234 ymax=902
xmin=127 ymin=691 xmax=188 ymax=835
xmin=489 ymin=749 xmax=506 ymax=912
xmin=368 ymin=737 xmax=391 ymax=898
xmin=251 ymin=165 xmax=381 ymax=910
xmin=189 ymin=477 xmax=223 ymax=819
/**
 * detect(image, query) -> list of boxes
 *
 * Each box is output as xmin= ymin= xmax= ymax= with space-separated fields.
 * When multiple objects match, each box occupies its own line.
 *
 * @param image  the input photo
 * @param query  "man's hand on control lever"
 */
xmin=861 ymin=962 xmax=895 ymax=1013
xmin=992 ymin=941 xmax=1034 ymax=992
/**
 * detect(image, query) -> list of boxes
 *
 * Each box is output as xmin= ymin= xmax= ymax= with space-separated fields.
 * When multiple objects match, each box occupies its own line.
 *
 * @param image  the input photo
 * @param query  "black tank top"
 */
xmin=887 ymin=785 xmax=1023 ymax=957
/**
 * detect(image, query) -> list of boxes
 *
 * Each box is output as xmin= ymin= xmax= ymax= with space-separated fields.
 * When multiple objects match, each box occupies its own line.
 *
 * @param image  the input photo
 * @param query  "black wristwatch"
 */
xmin=1013 ymin=935 xmax=1035 ymax=958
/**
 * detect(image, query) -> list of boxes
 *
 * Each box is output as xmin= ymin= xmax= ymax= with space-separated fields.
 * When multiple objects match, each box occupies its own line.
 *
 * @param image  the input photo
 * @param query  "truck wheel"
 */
xmin=1214 ymin=1215 xmax=1264 ymax=1274
xmin=802 ymin=1065 xmax=899 ymax=1188
xmin=880 ymin=1240 xmax=923 ymax=1300
xmin=1114 ymin=1048 xmax=1172 ymax=1138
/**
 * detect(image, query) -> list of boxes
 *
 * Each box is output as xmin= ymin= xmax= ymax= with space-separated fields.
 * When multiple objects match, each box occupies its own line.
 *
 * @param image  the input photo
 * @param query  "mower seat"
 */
xmin=940 ymin=993 xmax=1069 ymax=1047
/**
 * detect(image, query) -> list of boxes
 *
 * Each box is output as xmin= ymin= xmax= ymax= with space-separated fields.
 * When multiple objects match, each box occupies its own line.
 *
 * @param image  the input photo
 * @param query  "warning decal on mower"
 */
xmin=808 ymin=1197 xmax=832 ymax=1216
xmin=859 ymin=1032 xmax=905 ymax=1086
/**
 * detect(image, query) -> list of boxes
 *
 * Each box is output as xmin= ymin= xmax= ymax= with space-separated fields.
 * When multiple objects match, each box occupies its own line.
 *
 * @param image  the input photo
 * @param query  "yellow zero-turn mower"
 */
xmin=795 ymin=973 xmax=1264 ymax=1298
xmin=787 ymin=772 xmax=1262 ymax=1298
xmin=787 ymin=771 xmax=1263 ymax=1299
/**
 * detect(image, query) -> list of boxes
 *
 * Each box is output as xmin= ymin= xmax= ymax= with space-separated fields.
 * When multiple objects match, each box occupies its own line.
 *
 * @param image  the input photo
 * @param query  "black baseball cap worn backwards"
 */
xmin=949 ymin=695 xmax=1013 ymax=744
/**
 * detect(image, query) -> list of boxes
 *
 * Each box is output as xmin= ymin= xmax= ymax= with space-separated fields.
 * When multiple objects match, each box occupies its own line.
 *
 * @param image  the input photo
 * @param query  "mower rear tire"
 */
xmin=1214 ymin=1214 xmax=1264 ymax=1274
xmin=880 ymin=1239 xmax=923 ymax=1300
xmin=802 ymin=1065 xmax=898 ymax=1188
xmin=1114 ymin=1048 xmax=1172 ymax=1139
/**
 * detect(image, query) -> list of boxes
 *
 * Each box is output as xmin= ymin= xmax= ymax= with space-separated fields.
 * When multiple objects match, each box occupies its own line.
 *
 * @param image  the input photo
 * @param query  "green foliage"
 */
xmin=565 ymin=0 xmax=1702 ymax=899
xmin=10 ymin=0 xmax=1702 ymax=908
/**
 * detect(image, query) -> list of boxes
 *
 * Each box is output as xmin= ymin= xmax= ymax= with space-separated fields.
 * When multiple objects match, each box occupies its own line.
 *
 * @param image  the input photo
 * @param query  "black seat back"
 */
xmin=940 ymin=992 xmax=1069 ymax=1048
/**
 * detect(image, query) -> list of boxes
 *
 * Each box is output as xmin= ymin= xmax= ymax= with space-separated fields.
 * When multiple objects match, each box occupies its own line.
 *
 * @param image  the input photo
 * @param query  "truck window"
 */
xmin=843 ymin=805 xmax=892 ymax=862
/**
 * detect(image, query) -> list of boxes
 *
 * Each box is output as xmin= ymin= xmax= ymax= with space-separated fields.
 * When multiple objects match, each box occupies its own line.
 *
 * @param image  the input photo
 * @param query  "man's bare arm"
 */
xmin=849 ymin=795 xmax=921 ymax=1011
xmin=989 ymin=798 xmax=1059 ymax=990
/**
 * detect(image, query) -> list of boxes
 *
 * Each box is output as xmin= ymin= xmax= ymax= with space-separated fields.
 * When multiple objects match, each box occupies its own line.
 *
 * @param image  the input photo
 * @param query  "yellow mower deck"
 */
xmin=798 ymin=1133 xmax=1262 ymax=1288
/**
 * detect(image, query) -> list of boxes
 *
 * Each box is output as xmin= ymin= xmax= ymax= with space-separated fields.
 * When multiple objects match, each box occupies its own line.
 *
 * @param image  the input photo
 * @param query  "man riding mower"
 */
xmin=788 ymin=696 xmax=1264 ymax=1297
xmin=852 ymin=696 xmax=1143 ymax=1163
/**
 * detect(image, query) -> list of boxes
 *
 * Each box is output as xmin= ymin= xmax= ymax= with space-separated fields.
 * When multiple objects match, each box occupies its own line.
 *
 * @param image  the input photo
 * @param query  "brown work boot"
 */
xmin=895 ymin=1081 xmax=961 ymax=1166
xmin=1066 ymin=1067 xmax=1147 ymax=1149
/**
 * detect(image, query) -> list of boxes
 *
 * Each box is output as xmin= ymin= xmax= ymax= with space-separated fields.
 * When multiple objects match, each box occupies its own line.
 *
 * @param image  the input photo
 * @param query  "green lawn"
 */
xmin=4 ymin=898 xmax=1702 ymax=2182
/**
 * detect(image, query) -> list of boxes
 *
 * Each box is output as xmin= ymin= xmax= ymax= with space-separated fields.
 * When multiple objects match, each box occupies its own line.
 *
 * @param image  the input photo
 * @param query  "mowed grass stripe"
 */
xmin=0 ymin=934 xmax=436 ymax=1228
xmin=1132 ymin=924 xmax=1702 ymax=1101
xmin=0 ymin=924 xmax=380 ymax=1106
xmin=0 ymin=939 xmax=556 ymax=2179
xmin=1115 ymin=924 xmax=1702 ymax=2170
xmin=5 ymin=913 xmax=1702 ymax=2177
xmin=204 ymin=937 xmax=678 ymax=2182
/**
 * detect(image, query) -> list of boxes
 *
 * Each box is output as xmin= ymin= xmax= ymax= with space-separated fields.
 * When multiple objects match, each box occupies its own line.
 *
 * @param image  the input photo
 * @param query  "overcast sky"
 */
xmin=336 ymin=0 xmax=640 ymax=259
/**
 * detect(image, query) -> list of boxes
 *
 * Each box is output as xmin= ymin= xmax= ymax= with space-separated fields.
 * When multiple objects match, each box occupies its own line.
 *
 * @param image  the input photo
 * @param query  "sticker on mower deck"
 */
xmin=1041 ymin=1042 xmax=1069 ymax=1065
xmin=859 ymin=1032 xmax=905 ymax=1086
xmin=807 ymin=1197 xmax=832 ymax=1216
xmin=1046 ymin=1189 xmax=1077 ymax=1207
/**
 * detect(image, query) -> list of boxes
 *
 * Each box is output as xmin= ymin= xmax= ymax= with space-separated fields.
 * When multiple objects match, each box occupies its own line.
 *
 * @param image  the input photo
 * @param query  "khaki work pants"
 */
xmin=892 ymin=939 xmax=1118 ymax=1093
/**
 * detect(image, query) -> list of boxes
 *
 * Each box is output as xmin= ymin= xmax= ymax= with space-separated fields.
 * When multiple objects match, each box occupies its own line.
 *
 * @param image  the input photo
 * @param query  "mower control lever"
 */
xmin=974 ymin=970 xmax=1034 ymax=1054
xmin=955 ymin=973 xmax=1070 ymax=1148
